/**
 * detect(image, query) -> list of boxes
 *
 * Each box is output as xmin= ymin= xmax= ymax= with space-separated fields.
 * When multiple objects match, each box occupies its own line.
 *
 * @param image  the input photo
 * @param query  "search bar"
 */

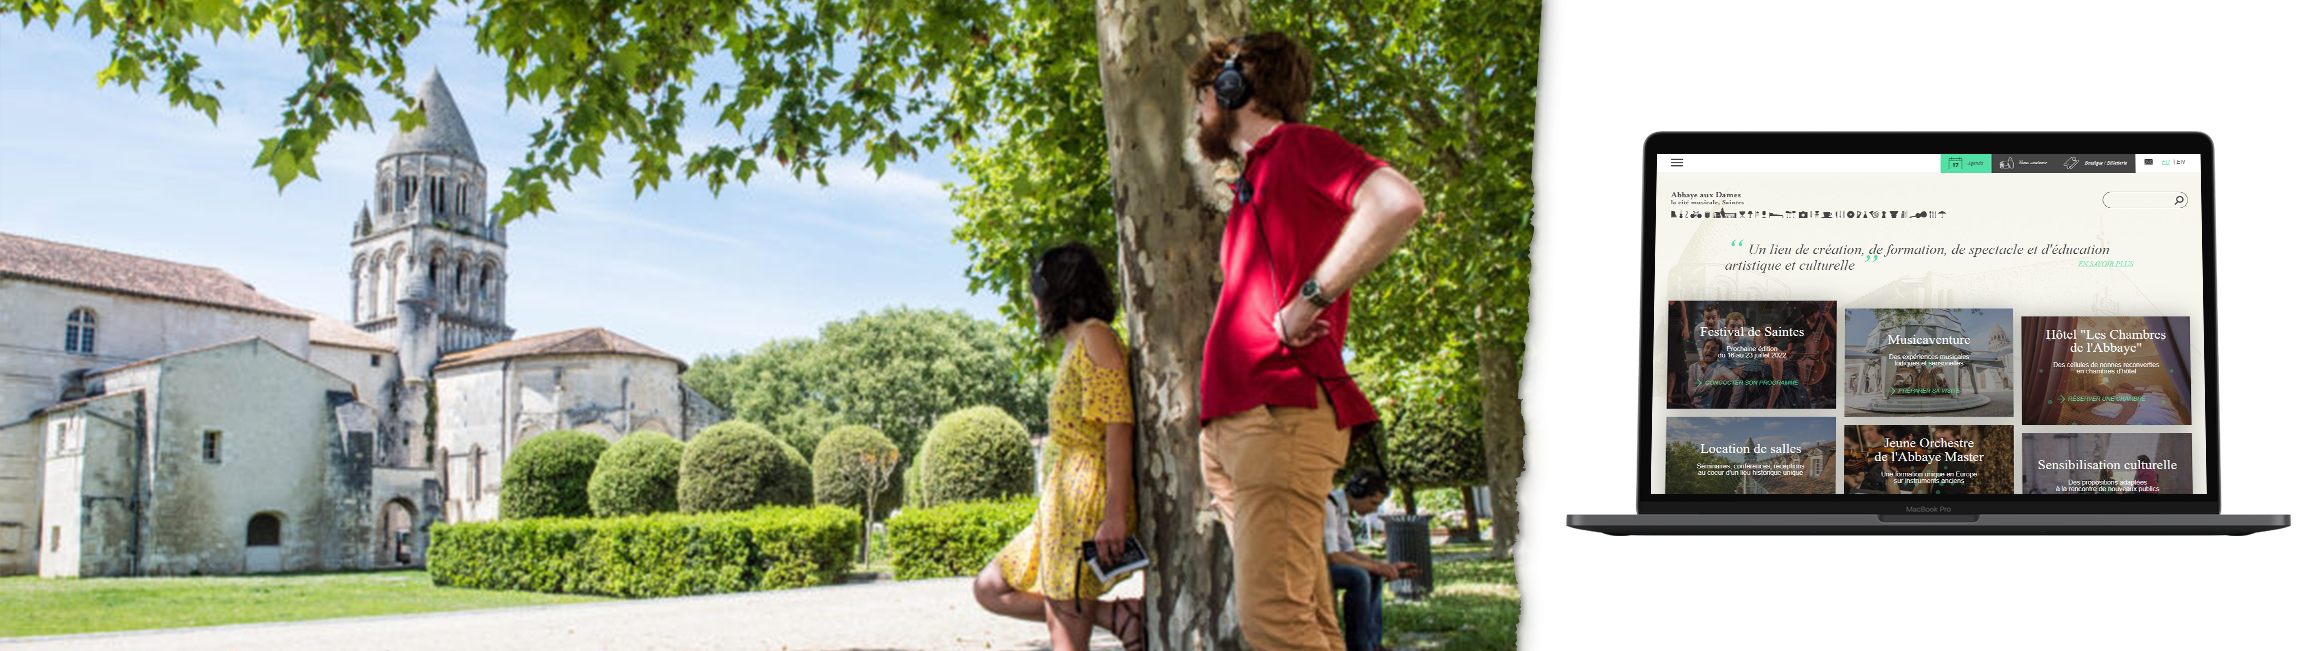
xmin=2102 ymin=191 xmax=2189 ymax=209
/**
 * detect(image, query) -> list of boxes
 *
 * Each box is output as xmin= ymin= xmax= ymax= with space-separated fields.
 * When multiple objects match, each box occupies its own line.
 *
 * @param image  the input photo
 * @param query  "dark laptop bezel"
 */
xmin=1636 ymin=132 xmax=2221 ymax=515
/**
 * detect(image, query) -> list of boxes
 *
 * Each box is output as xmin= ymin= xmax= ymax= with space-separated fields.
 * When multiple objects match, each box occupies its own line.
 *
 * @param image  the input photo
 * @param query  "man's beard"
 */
xmin=1197 ymin=108 xmax=1240 ymax=162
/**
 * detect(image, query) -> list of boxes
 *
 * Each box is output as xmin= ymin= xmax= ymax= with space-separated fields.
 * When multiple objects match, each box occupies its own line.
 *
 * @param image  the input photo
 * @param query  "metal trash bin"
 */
xmin=1380 ymin=513 xmax=1435 ymax=600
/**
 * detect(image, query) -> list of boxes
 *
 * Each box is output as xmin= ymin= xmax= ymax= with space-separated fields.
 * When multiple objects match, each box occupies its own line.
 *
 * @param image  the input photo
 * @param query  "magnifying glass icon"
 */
xmin=2174 ymin=195 xmax=2186 ymax=207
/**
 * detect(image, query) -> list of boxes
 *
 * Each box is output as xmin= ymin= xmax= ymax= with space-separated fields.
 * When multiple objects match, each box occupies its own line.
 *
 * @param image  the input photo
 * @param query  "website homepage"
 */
xmin=1652 ymin=153 xmax=2206 ymax=497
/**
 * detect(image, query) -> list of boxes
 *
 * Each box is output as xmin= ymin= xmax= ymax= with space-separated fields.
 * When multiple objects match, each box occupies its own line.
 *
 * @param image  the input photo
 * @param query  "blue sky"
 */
xmin=0 ymin=15 xmax=1005 ymax=361
xmin=1666 ymin=417 xmax=1835 ymax=461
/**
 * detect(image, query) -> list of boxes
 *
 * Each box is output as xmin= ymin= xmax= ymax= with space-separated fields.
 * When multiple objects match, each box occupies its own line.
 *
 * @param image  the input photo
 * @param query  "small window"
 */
xmin=246 ymin=514 xmax=281 ymax=547
xmin=370 ymin=354 xmax=382 ymax=367
xmin=50 ymin=526 xmax=61 ymax=552
xmin=1810 ymin=456 xmax=1823 ymax=478
xmin=203 ymin=430 xmax=223 ymax=463
xmin=64 ymin=308 xmax=97 ymax=355
xmin=53 ymin=423 xmax=67 ymax=454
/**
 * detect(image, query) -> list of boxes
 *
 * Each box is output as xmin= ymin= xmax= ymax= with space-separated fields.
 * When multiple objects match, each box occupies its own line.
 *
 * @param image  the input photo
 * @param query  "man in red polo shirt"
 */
xmin=1185 ymin=32 xmax=1426 ymax=651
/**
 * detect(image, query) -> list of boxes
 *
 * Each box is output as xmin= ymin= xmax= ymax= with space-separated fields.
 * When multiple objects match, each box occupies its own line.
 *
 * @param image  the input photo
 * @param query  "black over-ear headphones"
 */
xmin=1213 ymin=37 xmax=1252 ymax=111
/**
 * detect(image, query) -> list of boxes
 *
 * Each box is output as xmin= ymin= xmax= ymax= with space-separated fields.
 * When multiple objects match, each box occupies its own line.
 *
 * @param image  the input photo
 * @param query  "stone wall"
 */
xmin=0 ymin=420 xmax=38 ymax=574
xmin=433 ymin=354 xmax=687 ymax=522
xmin=680 ymin=385 xmax=728 ymax=441
xmin=36 ymin=391 xmax=143 ymax=578
xmin=119 ymin=340 xmax=354 ymax=576
xmin=0 ymin=278 xmax=311 ymax=426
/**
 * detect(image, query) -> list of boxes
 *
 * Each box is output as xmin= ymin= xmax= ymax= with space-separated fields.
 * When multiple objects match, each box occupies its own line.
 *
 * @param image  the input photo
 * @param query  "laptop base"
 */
xmin=1567 ymin=513 xmax=2287 ymax=535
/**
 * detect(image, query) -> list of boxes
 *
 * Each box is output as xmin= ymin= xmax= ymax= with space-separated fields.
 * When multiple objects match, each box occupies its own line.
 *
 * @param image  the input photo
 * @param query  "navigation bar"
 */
xmin=1660 ymin=153 xmax=2202 ymax=173
xmin=1991 ymin=154 xmax=2137 ymax=174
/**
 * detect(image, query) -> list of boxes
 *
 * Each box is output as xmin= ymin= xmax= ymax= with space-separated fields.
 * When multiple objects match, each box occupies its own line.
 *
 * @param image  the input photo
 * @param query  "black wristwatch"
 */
xmin=1299 ymin=279 xmax=1334 ymax=308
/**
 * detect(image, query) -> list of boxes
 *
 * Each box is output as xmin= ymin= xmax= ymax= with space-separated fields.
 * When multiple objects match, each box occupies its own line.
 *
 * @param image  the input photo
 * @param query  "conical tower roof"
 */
xmin=382 ymin=68 xmax=479 ymax=161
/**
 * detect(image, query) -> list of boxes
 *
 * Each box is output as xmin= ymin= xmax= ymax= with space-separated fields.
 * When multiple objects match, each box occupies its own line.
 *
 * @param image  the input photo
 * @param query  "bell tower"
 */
xmin=351 ymin=68 xmax=512 ymax=358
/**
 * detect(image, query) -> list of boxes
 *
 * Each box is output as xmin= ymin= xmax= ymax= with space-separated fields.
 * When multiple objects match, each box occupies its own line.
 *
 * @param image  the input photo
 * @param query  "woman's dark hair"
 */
xmin=1032 ymin=242 xmax=1118 ymax=338
xmin=1344 ymin=468 xmax=1389 ymax=500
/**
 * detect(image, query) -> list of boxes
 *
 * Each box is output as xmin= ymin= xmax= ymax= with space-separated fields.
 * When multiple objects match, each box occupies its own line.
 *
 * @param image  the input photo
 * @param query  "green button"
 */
xmin=1940 ymin=154 xmax=1992 ymax=173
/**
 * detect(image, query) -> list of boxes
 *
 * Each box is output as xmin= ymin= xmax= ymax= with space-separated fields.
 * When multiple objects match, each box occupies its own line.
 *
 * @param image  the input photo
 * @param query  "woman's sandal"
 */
xmin=1104 ymin=598 xmax=1146 ymax=651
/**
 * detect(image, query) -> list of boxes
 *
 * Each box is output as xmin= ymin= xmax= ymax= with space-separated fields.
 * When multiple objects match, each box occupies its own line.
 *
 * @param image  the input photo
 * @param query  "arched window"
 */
xmin=246 ymin=513 xmax=282 ymax=547
xmin=64 ymin=308 xmax=96 ymax=354
xmin=429 ymin=251 xmax=447 ymax=301
xmin=453 ymin=260 xmax=471 ymax=314
xmin=479 ymin=261 xmax=497 ymax=317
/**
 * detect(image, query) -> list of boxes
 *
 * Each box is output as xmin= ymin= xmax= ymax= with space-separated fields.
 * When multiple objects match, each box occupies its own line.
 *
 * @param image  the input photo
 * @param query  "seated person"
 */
xmin=1327 ymin=469 xmax=1419 ymax=651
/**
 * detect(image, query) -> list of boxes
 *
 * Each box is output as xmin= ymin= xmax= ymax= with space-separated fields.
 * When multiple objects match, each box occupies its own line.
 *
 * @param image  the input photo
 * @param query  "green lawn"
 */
xmin=0 ymin=570 xmax=603 ymax=638
xmin=1377 ymin=542 xmax=1519 ymax=651
xmin=1515 ymin=558 xmax=1533 ymax=646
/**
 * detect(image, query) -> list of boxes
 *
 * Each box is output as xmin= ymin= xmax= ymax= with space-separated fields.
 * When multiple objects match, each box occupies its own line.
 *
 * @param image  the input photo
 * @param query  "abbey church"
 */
xmin=0 ymin=71 xmax=725 ymax=577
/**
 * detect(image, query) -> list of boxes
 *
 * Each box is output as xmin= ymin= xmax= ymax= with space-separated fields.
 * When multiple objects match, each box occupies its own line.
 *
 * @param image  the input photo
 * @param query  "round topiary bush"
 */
xmin=588 ymin=431 xmax=685 ymax=517
xmin=502 ymin=430 xmax=611 ymax=519
xmin=916 ymin=406 xmax=1036 ymax=507
xmin=679 ymin=421 xmax=811 ymax=513
xmin=1380 ymin=398 xmax=1488 ymax=491
xmin=812 ymin=425 xmax=904 ymax=518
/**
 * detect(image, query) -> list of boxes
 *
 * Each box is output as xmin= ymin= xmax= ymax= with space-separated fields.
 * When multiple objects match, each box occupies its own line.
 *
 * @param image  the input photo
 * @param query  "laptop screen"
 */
xmin=1641 ymin=134 xmax=2217 ymax=512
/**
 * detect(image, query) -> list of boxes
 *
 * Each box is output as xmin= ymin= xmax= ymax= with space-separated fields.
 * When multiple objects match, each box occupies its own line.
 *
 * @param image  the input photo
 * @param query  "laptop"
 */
xmin=1568 ymin=132 xmax=2288 ymax=535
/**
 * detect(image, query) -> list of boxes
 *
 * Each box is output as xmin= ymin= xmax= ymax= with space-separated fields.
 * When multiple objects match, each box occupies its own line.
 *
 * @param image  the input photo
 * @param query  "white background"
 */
xmin=2054 ymin=3 xmax=2305 ymax=646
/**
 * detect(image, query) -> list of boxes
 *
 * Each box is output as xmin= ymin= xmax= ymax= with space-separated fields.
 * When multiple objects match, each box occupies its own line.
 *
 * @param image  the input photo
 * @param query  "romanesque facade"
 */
xmin=0 ymin=70 xmax=722 ymax=576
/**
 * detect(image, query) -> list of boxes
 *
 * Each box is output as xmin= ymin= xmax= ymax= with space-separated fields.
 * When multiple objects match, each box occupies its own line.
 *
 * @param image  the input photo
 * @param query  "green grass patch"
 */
xmin=1434 ymin=540 xmax=1495 ymax=556
xmin=1515 ymin=558 xmax=1533 ymax=646
xmin=1379 ymin=550 xmax=1518 ymax=650
xmin=0 ymin=570 xmax=602 ymax=638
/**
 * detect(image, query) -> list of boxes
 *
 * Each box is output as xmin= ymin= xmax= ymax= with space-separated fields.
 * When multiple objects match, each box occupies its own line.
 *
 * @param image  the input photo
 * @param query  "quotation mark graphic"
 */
xmin=1731 ymin=239 xmax=1744 ymax=246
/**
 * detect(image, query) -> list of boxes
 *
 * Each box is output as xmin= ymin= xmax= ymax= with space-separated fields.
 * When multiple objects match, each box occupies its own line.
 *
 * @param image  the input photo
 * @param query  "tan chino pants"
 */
xmin=1200 ymin=387 xmax=1352 ymax=651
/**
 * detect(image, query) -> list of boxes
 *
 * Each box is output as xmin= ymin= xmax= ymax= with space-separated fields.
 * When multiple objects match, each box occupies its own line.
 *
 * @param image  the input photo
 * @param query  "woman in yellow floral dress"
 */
xmin=972 ymin=242 xmax=1143 ymax=651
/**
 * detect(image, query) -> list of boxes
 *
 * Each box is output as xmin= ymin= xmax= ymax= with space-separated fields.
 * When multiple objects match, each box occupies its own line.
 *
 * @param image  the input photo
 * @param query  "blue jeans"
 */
xmin=1330 ymin=563 xmax=1383 ymax=651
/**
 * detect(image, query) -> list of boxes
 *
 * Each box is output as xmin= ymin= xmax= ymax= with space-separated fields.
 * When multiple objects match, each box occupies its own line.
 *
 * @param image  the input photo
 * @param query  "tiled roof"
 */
xmin=303 ymin=310 xmax=396 ymax=352
xmin=0 ymin=232 xmax=307 ymax=318
xmin=436 ymin=328 xmax=680 ymax=370
xmin=91 ymin=336 xmax=286 ymax=376
xmin=382 ymin=68 xmax=480 ymax=161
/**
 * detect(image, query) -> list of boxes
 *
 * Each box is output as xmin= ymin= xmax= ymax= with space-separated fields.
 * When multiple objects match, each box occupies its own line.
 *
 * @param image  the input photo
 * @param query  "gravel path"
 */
xmin=2 ymin=577 xmax=1132 ymax=651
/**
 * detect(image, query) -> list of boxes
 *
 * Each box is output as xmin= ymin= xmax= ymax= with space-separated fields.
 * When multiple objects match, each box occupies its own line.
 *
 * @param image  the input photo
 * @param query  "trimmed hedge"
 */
xmin=812 ymin=425 xmax=903 ymax=517
xmin=1375 ymin=399 xmax=1487 ymax=490
xmin=886 ymin=497 xmax=1036 ymax=581
xmin=428 ymin=505 xmax=860 ymax=598
xmin=915 ymin=406 xmax=1036 ymax=507
xmin=679 ymin=421 xmax=811 ymax=513
xmin=502 ymin=430 xmax=611 ymax=519
xmin=588 ymin=431 xmax=684 ymax=517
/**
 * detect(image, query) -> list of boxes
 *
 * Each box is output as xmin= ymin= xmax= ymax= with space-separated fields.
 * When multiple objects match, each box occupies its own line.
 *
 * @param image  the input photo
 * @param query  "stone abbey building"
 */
xmin=0 ymin=71 xmax=724 ymax=577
